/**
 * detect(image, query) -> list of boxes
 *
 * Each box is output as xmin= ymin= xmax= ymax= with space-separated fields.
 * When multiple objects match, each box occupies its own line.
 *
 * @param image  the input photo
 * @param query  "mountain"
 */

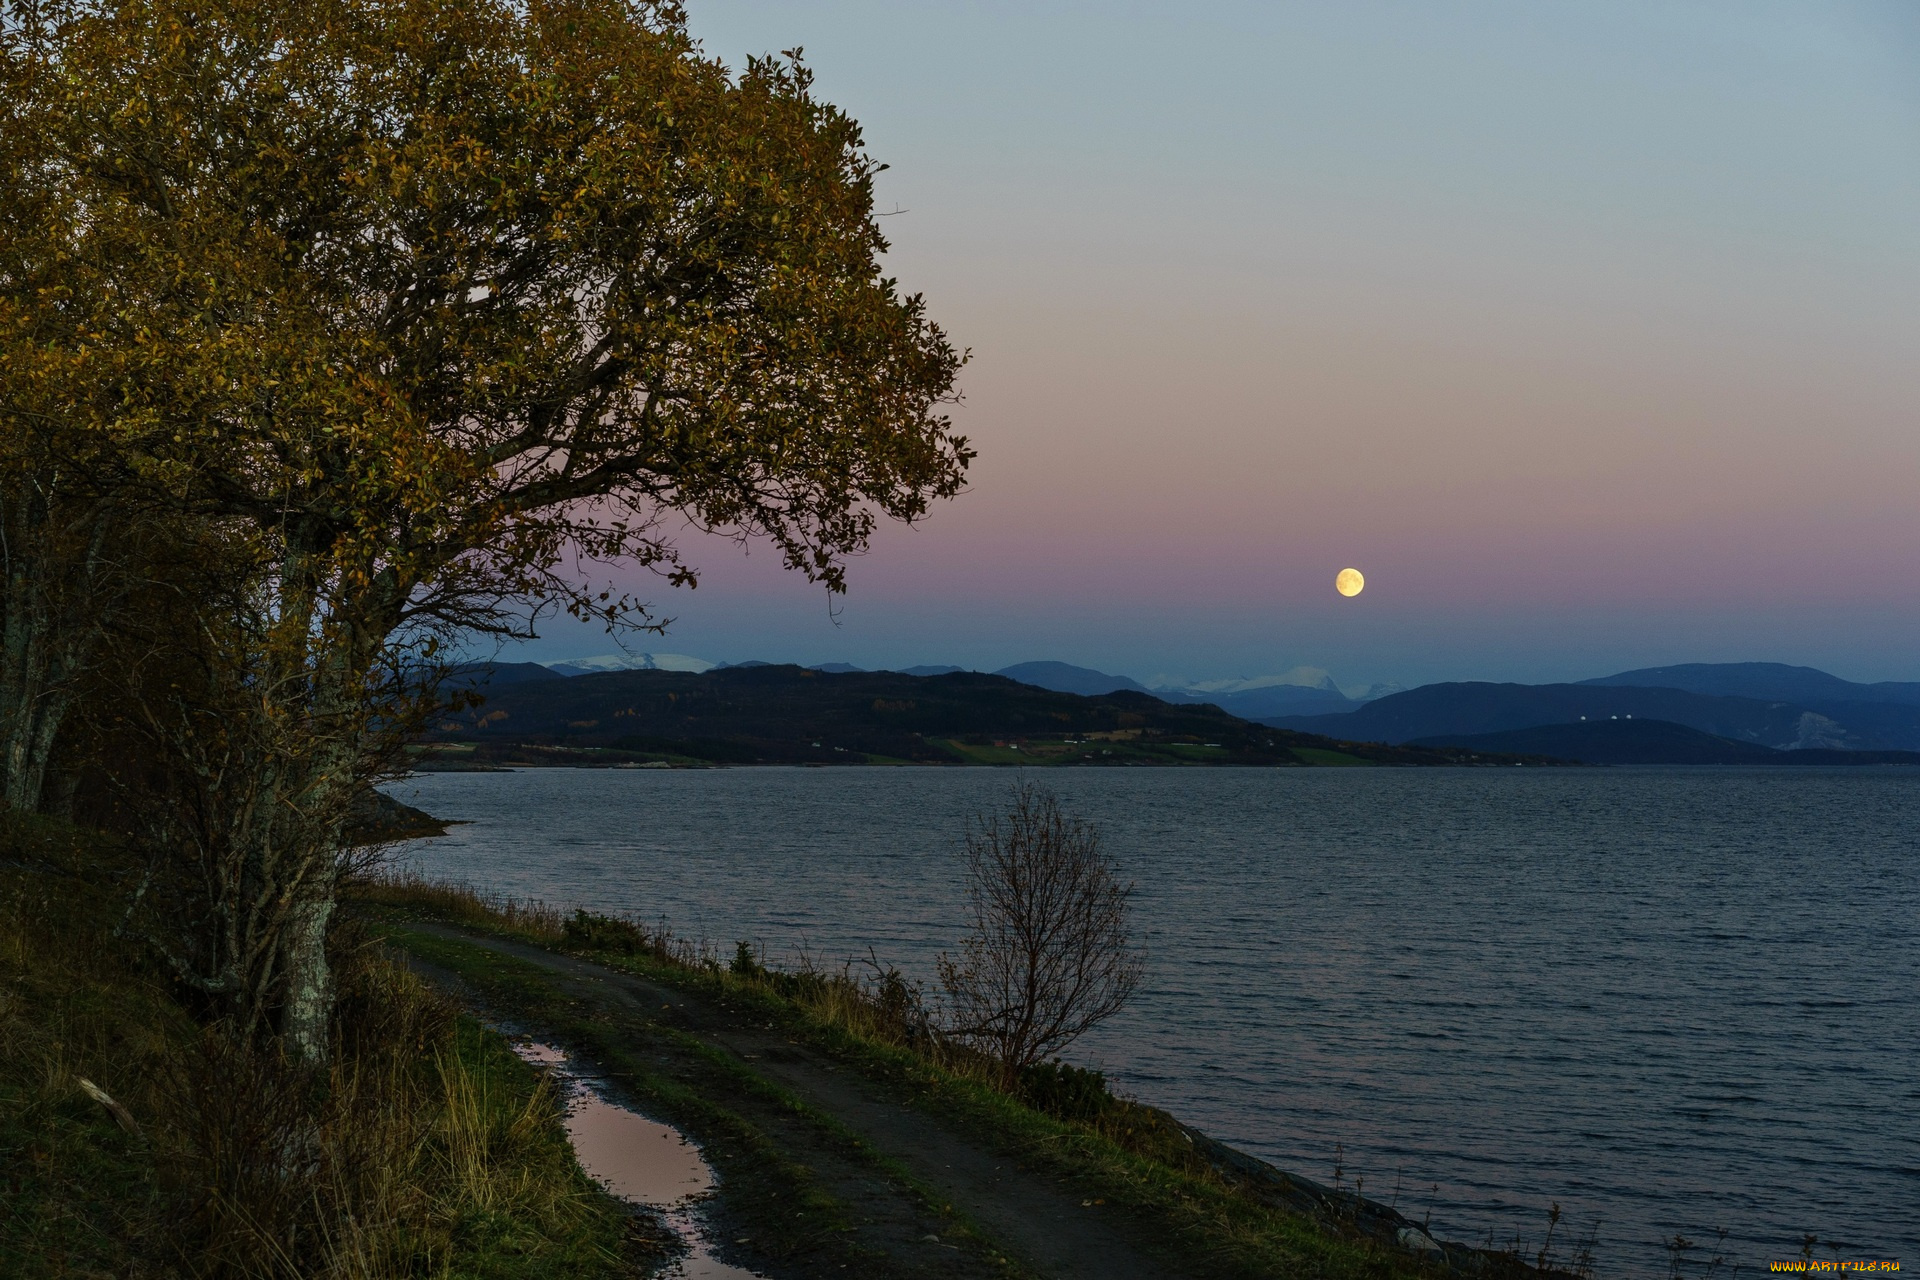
xmin=1411 ymin=719 xmax=1779 ymax=764
xmin=546 ymin=652 xmax=716 ymax=677
xmin=443 ymin=661 xmax=568 ymax=689
xmin=994 ymin=661 xmax=1380 ymax=717
xmin=993 ymin=661 xmax=1152 ymax=697
xmin=1148 ymin=666 xmax=1394 ymax=718
xmin=1163 ymin=666 xmax=1340 ymax=697
xmin=1410 ymin=718 xmax=1920 ymax=766
xmin=1265 ymin=681 xmax=1920 ymax=751
xmin=1160 ymin=686 xmax=1357 ymax=718
xmin=1581 ymin=662 xmax=1920 ymax=707
xmin=419 ymin=665 xmax=1534 ymax=768
xmin=721 ymin=662 xmax=967 ymax=676
xmin=1209 ymin=687 xmax=1354 ymax=717
xmin=1155 ymin=678 xmax=1358 ymax=719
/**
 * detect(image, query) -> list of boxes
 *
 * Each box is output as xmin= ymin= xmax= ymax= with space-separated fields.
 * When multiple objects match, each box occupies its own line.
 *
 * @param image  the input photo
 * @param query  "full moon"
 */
xmin=1335 ymin=567 xmax=1365 ymax=597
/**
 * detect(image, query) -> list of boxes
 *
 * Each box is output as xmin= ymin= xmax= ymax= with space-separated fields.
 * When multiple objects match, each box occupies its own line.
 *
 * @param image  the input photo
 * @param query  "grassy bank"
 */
xmin=357 ymin=874 xmax=1590 ymax=1280
xmin=374 ymin=920 xmax=931 ymax=1276
xmin=0 ymin=815 xmax=654 ymax=1279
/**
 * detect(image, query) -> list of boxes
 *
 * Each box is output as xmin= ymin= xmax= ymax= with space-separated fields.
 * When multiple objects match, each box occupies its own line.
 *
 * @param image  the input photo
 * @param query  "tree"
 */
xmin=0 ymin=467 xmax=139 ymax=813
xmin=0 ymin=0 xmax=969 ymax=1059
xmin=939 ymin=785 xmax=1144 ymax=1087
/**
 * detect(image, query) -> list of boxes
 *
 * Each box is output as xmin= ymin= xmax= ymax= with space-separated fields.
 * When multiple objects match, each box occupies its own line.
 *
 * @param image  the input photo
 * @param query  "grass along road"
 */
xmin=382 ymin=918 xmax=1181 ymax=1279
xmin=362 ymin=892 xmax=1476 ymax=1280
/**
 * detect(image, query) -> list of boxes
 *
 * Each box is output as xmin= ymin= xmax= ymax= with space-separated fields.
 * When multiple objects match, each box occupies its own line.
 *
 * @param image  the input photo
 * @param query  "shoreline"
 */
xmin=363 ymin=878 xmax=1590 ymax=1279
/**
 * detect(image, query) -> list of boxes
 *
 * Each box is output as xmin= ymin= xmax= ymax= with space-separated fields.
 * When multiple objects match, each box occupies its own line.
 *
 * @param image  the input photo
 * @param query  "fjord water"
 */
xmin=388 ymin=767 xmax=1918 ymax=1273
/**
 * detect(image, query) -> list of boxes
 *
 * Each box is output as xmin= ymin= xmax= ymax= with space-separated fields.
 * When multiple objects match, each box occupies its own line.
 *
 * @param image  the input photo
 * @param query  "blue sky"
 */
xmin=496 ymin=2 xmax=1920 ymax=687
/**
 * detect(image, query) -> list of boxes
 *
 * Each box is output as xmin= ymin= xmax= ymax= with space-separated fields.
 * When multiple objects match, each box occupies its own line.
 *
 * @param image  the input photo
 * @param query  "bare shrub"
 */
xmin=938 ymin=785 xmax=1144 ymax=1086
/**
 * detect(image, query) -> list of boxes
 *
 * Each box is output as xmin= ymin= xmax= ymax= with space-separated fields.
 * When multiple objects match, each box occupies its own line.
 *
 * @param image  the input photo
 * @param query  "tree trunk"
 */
xmin=4 ymin=673 xmax=71 ymax=813
xmin=279 ymin=892 xmax=336 ymax=1065
xmin=1 ymin=492 xmax=123 ymax=814
xmin=1 ymin=548 xmax=64 ymax=813
xmin=258 ymin=585 xmax=395 ymax=1067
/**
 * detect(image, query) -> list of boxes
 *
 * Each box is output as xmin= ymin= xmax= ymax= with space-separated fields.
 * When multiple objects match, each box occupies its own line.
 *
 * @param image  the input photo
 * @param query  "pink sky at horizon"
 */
xmin=501 ymin=1 xmax=1920 ymax=688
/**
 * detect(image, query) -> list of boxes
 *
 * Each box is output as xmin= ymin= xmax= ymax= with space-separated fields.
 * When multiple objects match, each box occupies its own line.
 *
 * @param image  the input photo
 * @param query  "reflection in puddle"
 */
xmin=514 ymin=1040 xmax=567 ymax=1067
xmin=565 ymin=1093 xmax=712 ymax=1205
xmin=511 ymin=1039 xmax=765 ymax=1279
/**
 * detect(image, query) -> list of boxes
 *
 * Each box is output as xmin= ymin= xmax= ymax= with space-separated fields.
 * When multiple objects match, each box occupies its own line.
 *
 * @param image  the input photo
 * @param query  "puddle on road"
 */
xmin=510 ymin=1039 xmax=765 ymax=1279
xmin=564 ymin=1093 xmax=712 ymax=1206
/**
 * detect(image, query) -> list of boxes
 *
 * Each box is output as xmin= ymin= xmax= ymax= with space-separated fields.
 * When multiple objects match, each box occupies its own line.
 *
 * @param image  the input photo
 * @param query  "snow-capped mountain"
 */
xmin=1149 ymin=671 xmax=1397 ymax=718
xmin=980 ymin=660 xmax=1396 ymax=720
xmin=1349 ymin=680 xmax=1406 ymax=701
xmin=1157 ymin=665 xmax=1336 ymax=695
xmin=545 ymin=652 xmax=715 ymax=676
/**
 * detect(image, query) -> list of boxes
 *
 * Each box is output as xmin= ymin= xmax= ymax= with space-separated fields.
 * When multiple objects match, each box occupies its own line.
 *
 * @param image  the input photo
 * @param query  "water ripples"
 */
xmin=389 ymin=766 xmax=1918 ymax=1275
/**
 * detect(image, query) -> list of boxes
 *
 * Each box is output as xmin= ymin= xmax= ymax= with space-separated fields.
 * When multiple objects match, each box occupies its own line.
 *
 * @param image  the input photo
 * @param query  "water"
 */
xmin=387 ymin=766 xmax=1919 ymax=1275
xmin=510 ymin=1038 xmax=765 ymax=1279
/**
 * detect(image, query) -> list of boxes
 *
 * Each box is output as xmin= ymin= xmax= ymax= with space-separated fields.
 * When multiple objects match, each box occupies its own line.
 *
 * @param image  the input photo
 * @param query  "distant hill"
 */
xmin=1582 ymin=662 xmax=1920 ymax=707
xmin=1412 ymin=718 xmax=1920 ymax=766
xmin=997 ymin=660 xmax=1367 ymax=717
xmin=418 ymin=665 xmax=1535 ymax=768
xmin=443 ymin=661 xmax=566 ymax=689
xmin=1161 ymin=683 xmax=1359 ymax=719
xmin=1265 ymin=680 xmax=1920 ymax=751
xmin=993 ymin=661 xmax=1151 ymax=697
xmin=1412 ymin=719 xmax=1777 ymax=764
xmin=547 ymin=652 xmax=716 ymax=676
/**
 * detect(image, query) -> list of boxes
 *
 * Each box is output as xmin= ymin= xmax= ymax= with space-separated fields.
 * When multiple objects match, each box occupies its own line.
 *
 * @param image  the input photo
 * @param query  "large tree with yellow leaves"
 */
xmin=0 ymin=0 xmax=968 ymax=1056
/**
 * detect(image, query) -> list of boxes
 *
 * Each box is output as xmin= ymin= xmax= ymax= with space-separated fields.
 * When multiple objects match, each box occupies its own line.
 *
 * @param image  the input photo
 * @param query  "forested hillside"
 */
xmin=420 ymin=664 xmax=1539 ymax=767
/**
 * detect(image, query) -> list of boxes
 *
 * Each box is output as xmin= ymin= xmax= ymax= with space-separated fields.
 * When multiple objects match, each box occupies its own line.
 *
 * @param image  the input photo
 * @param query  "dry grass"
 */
xmin=352 ymin=869 xmax=567 ymax=944
xmin=359 ymin=872 xmax=1471 ymax=1280
xmin=355 ymin=872 xmax=1187 ymax=1137
xmin=0 ymin=819 xmax=640 ymax=1280
xmin=302 ymin=941 xmax=621 ymax=1279
xmin=1 ymin=818 xmax=187 ymax=1276
xmin=359 ymin=872 xmax=1009 ymax=1087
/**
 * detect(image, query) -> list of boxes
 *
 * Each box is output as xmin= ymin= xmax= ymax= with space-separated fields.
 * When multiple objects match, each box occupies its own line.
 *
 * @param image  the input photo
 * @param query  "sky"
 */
xmin=498 ymin=1 xmax=1920 ymax=689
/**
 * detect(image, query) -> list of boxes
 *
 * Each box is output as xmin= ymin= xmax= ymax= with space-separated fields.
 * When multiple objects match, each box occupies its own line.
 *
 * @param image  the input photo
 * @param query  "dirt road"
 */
xmin=392 ymin=920 xmax=1192 ymax=1280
